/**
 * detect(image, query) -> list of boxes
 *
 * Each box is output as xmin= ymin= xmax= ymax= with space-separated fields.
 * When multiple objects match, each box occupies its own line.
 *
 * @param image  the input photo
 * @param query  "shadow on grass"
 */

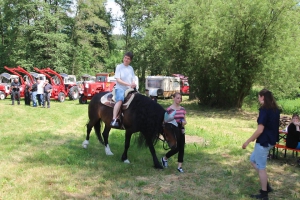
xmin=4 ymin=130 xmax=296 ymax=199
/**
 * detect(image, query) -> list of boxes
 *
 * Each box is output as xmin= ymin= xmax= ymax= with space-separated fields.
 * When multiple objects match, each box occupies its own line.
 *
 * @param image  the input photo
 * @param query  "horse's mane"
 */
xmin=131 ymin=93 xmax=165 ymax=147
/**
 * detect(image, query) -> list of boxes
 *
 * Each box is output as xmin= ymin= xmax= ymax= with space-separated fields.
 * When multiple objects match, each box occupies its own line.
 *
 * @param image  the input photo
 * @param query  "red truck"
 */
xmin=172 ymin=74 xmax=189 ymax=95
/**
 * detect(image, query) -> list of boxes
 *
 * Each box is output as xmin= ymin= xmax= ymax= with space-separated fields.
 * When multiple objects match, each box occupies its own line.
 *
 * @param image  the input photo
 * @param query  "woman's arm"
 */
xmin=242 ymin=124 xmax=264 ymax=149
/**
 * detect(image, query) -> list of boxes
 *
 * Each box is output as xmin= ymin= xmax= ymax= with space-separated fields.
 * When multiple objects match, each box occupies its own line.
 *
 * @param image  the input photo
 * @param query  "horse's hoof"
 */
xmin=82 ymin=140 xmax=89 ymax=149
xmin=105 ymin=150 xmax=114 ymax=155
xmin=105 ymin=145 xmax=114 ymax=155
xmin=123 ymin=159 xmax=130 ymax=164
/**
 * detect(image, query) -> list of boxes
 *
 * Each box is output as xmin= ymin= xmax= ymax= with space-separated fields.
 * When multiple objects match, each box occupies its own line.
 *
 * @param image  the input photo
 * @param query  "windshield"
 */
xmin=147 ymin=79 xmax=162 ymax=88
xmin=96 ymin=76 xmax=107 ymax=82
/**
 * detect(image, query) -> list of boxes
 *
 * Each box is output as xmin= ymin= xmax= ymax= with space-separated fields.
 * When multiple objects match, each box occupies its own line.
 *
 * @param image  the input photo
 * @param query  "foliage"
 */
xmin=124 ymin=0 xmax=300 ymax=108
xmin=0 ymin=0 xmax=113 ymax=75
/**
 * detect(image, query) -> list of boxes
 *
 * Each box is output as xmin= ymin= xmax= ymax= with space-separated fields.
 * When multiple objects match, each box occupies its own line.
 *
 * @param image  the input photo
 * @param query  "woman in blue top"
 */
xmin=242 ymin=89 xmax=280 ymax=200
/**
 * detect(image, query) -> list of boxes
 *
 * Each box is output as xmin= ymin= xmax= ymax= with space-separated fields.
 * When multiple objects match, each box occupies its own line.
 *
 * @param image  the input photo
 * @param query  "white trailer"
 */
xmin=145 ymin=76 xmax=180 ymax=99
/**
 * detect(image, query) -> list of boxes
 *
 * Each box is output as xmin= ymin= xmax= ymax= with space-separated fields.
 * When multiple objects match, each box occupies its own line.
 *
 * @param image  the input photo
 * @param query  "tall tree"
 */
xmin=140 ymin=0 xmax=300 ymax=107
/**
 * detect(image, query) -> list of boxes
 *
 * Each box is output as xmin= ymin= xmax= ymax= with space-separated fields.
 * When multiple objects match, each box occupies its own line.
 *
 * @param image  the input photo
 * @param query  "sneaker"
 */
xmin=250 ymin=190 xmax=268 ymax=200
xmin=110 ymin=119 xmax=119 ymax=128
xmin=161 ymin=157 xmax=168 ymax=168
xmin=177 ymin=167 xmax=184 ymax=173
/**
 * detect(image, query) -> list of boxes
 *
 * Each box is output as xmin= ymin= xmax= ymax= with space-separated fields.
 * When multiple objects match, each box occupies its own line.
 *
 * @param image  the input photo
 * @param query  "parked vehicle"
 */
xmin=34 ymin=68 xmax=78 ymax=102
xmin=59 ymin=73 xmax=79 ymax=100
xmin=172 ymin=74 xmax=189 ymax=95
xmin=79 ymin=72 xmax=116 ymax=104
xmin=78 ymin=74 xmax=95 ymax=97
xmin=145 ymin=76 xmax=180 ymax=100
xmin=4 ymin=66 xmax=26 ymax=98
xmin=0 ymin=73 xmax=18 ymax=100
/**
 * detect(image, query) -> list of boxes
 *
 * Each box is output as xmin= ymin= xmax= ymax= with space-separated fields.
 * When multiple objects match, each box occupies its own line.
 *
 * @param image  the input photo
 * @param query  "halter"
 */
xmin=160 ymin=122 xmax=178 ymax=150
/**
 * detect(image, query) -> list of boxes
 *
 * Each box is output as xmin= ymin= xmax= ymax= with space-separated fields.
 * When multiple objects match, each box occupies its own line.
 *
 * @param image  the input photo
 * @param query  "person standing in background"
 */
xmin=43 ymin=80 xmax=52 ymax=108
xmin=24 ymin=80 xmax=31 ymax=106
xmin=36 ymin=79 xmax=44 ymax=107
xmin=31 ymin=79 xmax=38 ymax=107
xmin=10 ymin=78 xmax=21 ymax=105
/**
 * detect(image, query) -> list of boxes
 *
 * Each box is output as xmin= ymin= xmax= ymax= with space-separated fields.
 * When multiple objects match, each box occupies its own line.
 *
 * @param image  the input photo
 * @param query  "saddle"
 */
xmin=100 ymin=88 xmax=136 ymax=109
xmin=100 ymin=88 xmax=137 ymax=129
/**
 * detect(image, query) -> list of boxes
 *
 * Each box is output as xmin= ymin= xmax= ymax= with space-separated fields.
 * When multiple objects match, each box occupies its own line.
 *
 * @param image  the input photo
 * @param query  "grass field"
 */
xmin=0 ymin=96 xmax=299 ymax=200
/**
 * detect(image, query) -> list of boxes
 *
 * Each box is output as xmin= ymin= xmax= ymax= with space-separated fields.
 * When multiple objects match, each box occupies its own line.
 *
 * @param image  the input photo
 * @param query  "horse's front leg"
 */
xmin=102 ymin=125 xmax=113 ymax=155
xmin=146 ymin=138 xmax=163 ymax=169
xmin=121 ymin=131 xmax=133 ymax=163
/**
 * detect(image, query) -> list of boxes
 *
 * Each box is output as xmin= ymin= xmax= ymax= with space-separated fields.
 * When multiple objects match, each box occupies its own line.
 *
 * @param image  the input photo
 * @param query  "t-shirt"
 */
xmin=44 ymin=84 xmax=52 ymax=93
xmin=11 ymin=81 xmax=21 ymax=91
xmin=31 ymin=83 xmax=37 ymax=92
xmin=166 ymin=106 xmax=186 ymax=123
xmin=37 ymin=83 xmax=44 ymax=94
xmin=114 ymin=63 xmax=135 ymax=91
xmin=256 ymin=108 xmax=280 ymax=147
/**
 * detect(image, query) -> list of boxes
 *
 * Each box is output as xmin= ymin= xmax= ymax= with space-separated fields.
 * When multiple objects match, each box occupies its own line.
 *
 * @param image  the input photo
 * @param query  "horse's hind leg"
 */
xmin=82 ymin=119 xmax=98 ymax=148
xmin=121 ymin=131 xmax=133 ymax=163
xmin=94 ymin=119 xmax=104 ymax=145
xmin=102 ymin=126 xmax=113 ymax=155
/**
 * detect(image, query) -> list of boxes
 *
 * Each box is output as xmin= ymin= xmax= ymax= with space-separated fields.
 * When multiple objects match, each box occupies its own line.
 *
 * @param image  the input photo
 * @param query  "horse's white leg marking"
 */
xmin=82 ymin=140 xmax=89 ymax=149
xmin=123 ymin=159 xmax=130 ymax=164
xmin=105 ymin=144 xmax=114 ymax=155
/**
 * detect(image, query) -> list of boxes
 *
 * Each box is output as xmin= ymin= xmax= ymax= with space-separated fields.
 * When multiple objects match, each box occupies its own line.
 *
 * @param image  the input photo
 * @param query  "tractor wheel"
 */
xmin=0 ymin=91 xmax=5 ymax=100
xmin=79 ymin=94 xmax=87 ymax=104
xmin=68 ymin=86 xmax=79 ymax=100
xmin=58 ymin=92 xmax=65 ymax=102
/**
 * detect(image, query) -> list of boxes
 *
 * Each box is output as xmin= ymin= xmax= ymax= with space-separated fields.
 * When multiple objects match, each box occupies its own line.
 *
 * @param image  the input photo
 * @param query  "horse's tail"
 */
xmin=85 ymin=119 xmax=105 ymax=145
xmin=99 ymin=120 xmax=104 ymax=145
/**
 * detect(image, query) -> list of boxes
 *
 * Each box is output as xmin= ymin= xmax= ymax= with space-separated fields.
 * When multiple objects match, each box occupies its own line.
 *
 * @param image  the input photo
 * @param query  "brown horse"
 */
xmin=82 ymin=92 xmax=179 ymax=169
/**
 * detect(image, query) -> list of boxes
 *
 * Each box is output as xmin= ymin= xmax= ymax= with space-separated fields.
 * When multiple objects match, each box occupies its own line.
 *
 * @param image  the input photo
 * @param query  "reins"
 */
xmin=160 ymin=122 xmax=178 ymax=150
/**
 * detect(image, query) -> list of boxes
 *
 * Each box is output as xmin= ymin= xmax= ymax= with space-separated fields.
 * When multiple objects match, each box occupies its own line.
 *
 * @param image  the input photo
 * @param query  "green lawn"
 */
xmin=0 ymin=96 xmax=299 ymax=200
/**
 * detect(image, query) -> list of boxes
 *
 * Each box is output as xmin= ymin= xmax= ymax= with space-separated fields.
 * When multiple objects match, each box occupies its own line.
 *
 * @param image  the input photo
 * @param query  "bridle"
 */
xmin=160 ymin=122 xmax=178 ymax=150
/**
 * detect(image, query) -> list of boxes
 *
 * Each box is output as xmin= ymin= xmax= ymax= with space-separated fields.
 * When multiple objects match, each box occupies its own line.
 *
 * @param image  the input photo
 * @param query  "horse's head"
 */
xmin=162 ymin=123 xmax=180 ymax=150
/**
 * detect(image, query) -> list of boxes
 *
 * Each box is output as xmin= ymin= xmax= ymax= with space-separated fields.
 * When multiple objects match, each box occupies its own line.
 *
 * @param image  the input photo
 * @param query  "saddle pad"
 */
xmin=100 ymin=92 xmax=136 ymax=110
xmin=100 ymin=92 xmax=115 ymax=108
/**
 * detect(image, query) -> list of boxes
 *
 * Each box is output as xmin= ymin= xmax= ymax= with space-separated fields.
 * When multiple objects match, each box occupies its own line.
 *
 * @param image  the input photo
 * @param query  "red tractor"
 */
xmin=34 ymin=67 xmax=79 ymax=102
xmin=79 ymin=72 xmax=116 ymax=104
xmin=172 ymin=74 xmax=189 ymax=95
xmin=0 ymin=72 xmax=19 ymax=100
xmin=59 ymin=73 xmax=80 ymax=100
xmin=4 ymin=66 xmax=26 ymax=97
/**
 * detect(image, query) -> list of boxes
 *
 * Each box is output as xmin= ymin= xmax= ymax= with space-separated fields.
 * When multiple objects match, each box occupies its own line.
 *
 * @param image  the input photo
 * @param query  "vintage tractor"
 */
xmin=34 ymin=67 xmax=68 ymax=102
xmin=0 ymin=72 xmax=19 ymax=100
xmin=79 ymin=72 xmax=116 ymax=104
xmin=4 ymin=66 xmax=26 ymax=98
xmin=34 ymin=68 xmax=79 ymax=102
xmin=59 ymin=73 xmax=79 ymax=100
xmin=78 ymin=74 xmax=95 ymax=98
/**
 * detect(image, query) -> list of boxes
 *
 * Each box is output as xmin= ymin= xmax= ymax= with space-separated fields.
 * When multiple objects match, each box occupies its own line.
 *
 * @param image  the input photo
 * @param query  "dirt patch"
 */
xmin=159 ymin=135 xmax=204 ymax=144
xmin=185 ymin=135 xmax=204 ymax=144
